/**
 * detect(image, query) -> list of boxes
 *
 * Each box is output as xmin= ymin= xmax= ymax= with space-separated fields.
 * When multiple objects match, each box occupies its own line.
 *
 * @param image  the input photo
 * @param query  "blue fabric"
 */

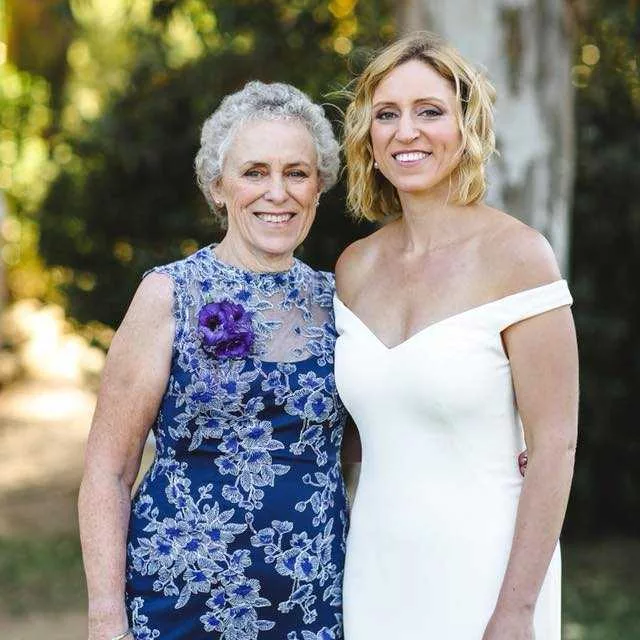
xmin=126 ymin=247 xmax=348 ymax=640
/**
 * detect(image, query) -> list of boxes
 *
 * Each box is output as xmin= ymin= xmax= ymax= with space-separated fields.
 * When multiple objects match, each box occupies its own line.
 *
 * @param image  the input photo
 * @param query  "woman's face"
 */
xmin=213 ymin=119 xmax=320 ymax=261
xmin=370 ymin=59 xmax=462 ymax=197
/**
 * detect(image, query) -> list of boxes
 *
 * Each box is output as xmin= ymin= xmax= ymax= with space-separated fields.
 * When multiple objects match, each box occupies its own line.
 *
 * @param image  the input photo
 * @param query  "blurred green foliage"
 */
xmin=34 ymin=0 xmax=383 ymax=324
xmin=0 ymin=63 xmax=58 ymax=299
xmin=566 ymin=0 xmax=640 ymax=538
xmin=562 ymin=538 xmax=640 ymax=639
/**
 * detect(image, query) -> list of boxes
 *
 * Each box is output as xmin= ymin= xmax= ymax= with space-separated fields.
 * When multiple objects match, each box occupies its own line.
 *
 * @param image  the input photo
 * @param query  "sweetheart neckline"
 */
xmin=333 ymin=279 xmax=567 ymax=352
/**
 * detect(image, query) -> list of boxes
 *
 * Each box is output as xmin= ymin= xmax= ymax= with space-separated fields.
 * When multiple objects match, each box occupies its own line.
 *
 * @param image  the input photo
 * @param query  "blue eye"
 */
xmin=288 ymin=170 xmax=309 ymax=179
xmin=244 ymin=169 xmax=264 ymax=177
xmin=375 ymin=111 xmax=397 ymax=121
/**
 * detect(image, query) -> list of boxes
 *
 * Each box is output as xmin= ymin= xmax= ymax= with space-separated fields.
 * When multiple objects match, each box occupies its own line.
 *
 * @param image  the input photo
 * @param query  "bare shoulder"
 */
xmin=125 ymin=271 xmax=174 ymax=321
xmin=112 ymin=271 xmax=174 ymax=352
xmin=480 ymin=208 xmax=562 ymax=296
xmin=335 ymin=226 xmax=388 ymax=304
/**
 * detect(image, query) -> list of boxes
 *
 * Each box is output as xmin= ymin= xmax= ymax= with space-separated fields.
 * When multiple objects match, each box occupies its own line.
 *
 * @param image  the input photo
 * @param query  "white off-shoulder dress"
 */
xmin=334 ymin=280 xmax=573 ymax=640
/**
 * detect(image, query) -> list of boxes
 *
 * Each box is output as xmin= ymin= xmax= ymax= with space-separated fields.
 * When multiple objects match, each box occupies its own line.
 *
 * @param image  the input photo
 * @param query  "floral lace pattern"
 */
xmin=125 ymin=247 xmax=348 ymax=639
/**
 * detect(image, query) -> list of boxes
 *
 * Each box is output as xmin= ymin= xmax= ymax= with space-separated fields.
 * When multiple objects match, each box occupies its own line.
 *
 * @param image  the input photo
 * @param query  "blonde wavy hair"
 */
xmin=344 ymin=32 xmax=496 ymax=221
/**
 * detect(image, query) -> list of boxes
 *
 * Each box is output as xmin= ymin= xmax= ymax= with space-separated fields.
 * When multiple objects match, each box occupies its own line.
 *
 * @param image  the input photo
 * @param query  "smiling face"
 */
xmin=212 ymin=119 xmax=320 ymax=263
xmin=370 ymin=59 xmax=463 ymax=198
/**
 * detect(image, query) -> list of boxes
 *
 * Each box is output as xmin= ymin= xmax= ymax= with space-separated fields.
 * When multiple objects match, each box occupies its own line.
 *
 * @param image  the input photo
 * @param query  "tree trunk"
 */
xmin=396 ymin=0 xmax=575 ymax=273
xmin=5 ymin=0 xmax=75 ymax=110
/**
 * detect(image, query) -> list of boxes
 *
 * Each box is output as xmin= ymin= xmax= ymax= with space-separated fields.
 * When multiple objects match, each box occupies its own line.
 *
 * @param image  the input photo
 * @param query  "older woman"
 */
xmin=79 ymin=81 xmax=348 ymax=640
xmin=334 ymin=33 xmax=578 ymax=639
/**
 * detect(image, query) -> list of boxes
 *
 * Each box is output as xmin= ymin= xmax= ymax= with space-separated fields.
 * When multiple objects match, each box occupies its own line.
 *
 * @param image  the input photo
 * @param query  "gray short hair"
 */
xmin=195 ymin=81 xmax=340 ymax=220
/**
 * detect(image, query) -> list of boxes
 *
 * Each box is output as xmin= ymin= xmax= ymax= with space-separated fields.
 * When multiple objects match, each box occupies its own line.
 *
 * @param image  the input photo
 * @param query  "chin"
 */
xmin=253 ymin=234 xmax=302 ymax=259
xmin=394 ymin=174 xmax=451 ymax=195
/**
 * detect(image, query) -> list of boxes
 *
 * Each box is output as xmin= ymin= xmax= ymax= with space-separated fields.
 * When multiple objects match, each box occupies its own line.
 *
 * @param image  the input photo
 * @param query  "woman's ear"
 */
xmin=210 ymin=181 xmax=224 ymax=209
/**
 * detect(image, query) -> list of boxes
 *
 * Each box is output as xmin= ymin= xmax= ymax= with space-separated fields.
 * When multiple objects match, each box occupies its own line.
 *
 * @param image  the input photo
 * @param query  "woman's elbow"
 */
xmin=529 ymin=433 xmax=577 ymax=468
xmin=79 ymin=465 xmax=135 ymax=510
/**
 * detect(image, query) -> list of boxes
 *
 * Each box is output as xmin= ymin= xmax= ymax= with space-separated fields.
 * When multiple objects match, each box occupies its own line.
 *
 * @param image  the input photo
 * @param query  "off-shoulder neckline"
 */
xmin=334 ymin=279 xmax=569 ymax=351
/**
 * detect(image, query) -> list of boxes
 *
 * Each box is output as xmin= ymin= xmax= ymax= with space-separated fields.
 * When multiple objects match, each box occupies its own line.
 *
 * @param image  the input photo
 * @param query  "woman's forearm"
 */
xmin=79 ymin=471 xmax=133 ymax=637
xmin=494 ymin=441 xmax=575 ymax=614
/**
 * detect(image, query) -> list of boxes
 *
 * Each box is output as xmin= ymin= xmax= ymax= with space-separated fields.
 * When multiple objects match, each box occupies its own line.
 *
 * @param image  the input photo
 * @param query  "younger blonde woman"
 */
xmin=334 ymin=32 xmax=578 ymax=640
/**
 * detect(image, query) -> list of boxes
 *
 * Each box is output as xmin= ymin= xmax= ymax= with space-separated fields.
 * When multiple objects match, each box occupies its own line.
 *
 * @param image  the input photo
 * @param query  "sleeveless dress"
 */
xmin=126 ymin=246 xmax=348 ymax=640
xmin=334 ymin=280 xmax=573 ymax=639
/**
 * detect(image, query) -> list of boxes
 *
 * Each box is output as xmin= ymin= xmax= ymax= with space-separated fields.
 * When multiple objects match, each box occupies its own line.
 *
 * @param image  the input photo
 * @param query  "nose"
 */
xmin=265 ymin=174 xmax=288 ymax=204
xmin=395 ymin=112 xmax=419 ymax=143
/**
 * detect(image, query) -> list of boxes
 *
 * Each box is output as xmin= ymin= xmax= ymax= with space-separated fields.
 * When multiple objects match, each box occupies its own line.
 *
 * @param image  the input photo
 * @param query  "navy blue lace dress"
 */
xmin=126 ymin=246 xmax=348 ymax=640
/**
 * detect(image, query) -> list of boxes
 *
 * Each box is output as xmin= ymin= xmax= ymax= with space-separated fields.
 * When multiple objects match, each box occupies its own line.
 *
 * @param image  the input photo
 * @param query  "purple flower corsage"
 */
xmin=198 ymin=299 xmax=255 ymax=359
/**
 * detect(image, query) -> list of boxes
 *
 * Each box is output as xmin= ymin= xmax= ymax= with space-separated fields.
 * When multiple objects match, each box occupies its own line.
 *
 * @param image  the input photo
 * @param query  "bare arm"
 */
xmin=335 ymin=242 xmax=368 ymax=501
xmin=78 ymin=273 xmax=174 ymax=639
xmin=483 ymin=234 xmax=579 ymax=640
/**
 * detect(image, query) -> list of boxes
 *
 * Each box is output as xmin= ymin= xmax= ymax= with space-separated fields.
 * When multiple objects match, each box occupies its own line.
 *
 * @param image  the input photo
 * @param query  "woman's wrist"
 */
xmin=88 ymin=595 xmax=127 ymax=616
xmin=494 ymin=596 xmax=535 ymax=617
xmin=87 ymin=603 xmax=130 ymax=640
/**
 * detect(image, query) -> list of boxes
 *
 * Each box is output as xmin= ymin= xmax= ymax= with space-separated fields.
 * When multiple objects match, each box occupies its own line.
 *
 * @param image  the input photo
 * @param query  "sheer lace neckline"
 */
xmin=205 ymin=244 xmax=302 ymax=283
xmin=154 ymin=244 xmax=335 ymax=365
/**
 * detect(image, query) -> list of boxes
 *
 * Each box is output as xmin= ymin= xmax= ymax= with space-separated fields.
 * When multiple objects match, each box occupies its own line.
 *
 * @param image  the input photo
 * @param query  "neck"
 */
xmin=214 ymin=236 xmax=294 ymax=273
xmin=396 ymin=183 xmax=468 ymax=254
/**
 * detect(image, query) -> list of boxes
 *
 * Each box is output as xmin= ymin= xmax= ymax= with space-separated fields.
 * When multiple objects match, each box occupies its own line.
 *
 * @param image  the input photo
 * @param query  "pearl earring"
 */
xmin=214 ymin=199 xmax=223 ymax=208
xmin=374 ymin=161 xmax=379 ymax=169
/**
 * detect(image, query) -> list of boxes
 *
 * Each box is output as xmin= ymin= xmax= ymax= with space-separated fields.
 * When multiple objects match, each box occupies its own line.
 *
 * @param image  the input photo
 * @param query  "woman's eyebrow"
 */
xmin=373 ymin=96 xmax=447 ymax=109
xmin=239 ymin=160 xmax=267 ymax=167
xmin=284 ymin=161 xmax=313 ymax=168
xmin=372 ymin=100 xmax=396 ymax=110
xmin=239 ymin=160 xmax=313 ymax=168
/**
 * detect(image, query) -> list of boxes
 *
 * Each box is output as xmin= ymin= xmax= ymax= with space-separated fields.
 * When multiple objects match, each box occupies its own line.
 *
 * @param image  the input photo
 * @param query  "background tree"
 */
xmin=38 ymin=0 xmax=386 ymax=326
xmin=0 ymin=1 xmax=65 ymax=301
xmin=568 ymin=0 xmax=640 ymax=537
xmin=396 ymin=0 xmax=576 ymax=272
xmin=5 ymin=0 xmax=75 ymax=110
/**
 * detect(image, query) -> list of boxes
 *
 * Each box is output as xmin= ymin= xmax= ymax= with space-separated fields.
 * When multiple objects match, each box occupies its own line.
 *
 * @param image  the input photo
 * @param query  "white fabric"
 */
xmin=334 ymin=279 xmax=572 ymax=639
